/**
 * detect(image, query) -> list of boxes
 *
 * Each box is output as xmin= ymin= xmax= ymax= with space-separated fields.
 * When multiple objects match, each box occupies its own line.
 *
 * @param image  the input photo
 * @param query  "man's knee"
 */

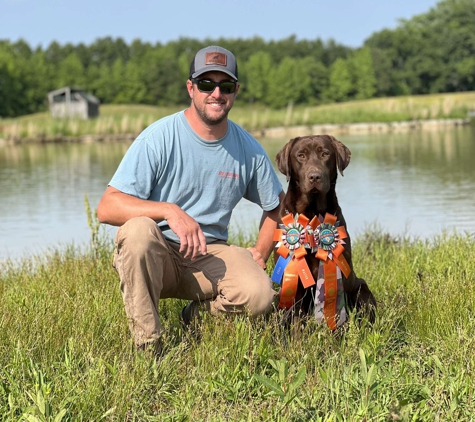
xmin=224 ymin=270 xmax=276 ymax=316
xmin=230 ymin=247 xmax=277 ymax=315
xmin=117 ymin=216 xmax=157 ymax=240
xmin=246 ymin=280 xmax=277 ymax=316
xmin=116 ymin=217 xmax=165 ymax=255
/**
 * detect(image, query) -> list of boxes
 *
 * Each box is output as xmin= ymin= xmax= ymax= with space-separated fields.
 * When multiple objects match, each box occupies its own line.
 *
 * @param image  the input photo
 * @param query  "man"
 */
xmin=97 ymin=45 xmax=284 ymax=350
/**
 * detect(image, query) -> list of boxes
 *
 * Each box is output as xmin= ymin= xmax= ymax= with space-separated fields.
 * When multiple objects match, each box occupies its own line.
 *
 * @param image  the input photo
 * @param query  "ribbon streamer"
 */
xmin=272 ymin=212 xmax=352 ymax=330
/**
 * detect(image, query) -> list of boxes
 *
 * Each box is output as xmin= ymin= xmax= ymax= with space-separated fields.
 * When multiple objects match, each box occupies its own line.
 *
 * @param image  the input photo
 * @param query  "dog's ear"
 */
xmin=276 ymin=137 xmax=300 ymax=182
xmin=329 ymin=135 xmax=351 ymax=176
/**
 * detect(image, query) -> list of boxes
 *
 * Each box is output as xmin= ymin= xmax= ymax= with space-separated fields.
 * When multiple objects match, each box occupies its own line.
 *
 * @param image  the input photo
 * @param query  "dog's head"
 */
xmin=275 ymin=135 xmax=351 ymax=195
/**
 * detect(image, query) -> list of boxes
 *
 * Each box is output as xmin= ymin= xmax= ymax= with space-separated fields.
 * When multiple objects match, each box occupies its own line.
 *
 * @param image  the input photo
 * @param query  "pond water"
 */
xmin=1 ymin=125 xmax=474 ymax=262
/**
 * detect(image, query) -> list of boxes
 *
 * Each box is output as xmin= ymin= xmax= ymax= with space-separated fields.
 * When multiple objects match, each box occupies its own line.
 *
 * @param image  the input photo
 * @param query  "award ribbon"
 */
xmin=311 ymin=213 xmax=351 ymax=330
xmin=272 ymin=212 xmax=352 ymax=330
xmin=271 ymin=213 xmax=316 ymax=309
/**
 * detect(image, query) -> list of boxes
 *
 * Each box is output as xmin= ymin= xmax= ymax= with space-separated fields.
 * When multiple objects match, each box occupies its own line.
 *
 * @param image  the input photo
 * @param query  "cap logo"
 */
xmin=205 ymin=52 xmax=227 ymax=67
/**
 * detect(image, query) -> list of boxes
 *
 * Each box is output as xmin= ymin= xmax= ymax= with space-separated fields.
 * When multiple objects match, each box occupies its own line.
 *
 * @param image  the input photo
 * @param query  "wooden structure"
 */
xmin=47 ymin=87 xmax=100 ymax=119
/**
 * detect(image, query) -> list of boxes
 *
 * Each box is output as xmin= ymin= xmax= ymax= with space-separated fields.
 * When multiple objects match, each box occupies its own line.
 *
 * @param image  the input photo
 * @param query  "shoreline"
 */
xmin=0 ymin=117 xmax=472 ymax=145
xmin=249 ymin=117 xmax=472 ymax=139
xmin=0 ymin=133 xmax=138 ymax=145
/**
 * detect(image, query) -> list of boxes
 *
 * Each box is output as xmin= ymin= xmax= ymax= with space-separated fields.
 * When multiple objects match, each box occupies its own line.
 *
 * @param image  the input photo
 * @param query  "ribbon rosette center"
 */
xmin=286 ymin=228 xmax=301 ymax=246
xmin=319 ymin=226 xmax=335 ymax=247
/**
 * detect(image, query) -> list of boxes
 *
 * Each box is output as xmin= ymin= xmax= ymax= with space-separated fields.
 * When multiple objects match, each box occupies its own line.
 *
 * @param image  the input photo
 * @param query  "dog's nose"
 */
xmin=308 ymin=172 xmax=321 ymax=183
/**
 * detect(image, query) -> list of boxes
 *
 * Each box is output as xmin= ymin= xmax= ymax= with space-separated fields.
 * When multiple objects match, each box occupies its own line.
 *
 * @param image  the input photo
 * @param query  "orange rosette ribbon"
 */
xmin=272 ymin=213 xmax=316 ymax=309
xmin=311 ymin=213 xmax=351 ymax=330
xmin=272 ymin=212 xmax=352 ymax=330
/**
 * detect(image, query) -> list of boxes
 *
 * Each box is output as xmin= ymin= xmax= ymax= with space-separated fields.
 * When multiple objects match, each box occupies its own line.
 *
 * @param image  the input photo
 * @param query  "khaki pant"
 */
xmin=113 ymin=217 xmax=277 ymax=346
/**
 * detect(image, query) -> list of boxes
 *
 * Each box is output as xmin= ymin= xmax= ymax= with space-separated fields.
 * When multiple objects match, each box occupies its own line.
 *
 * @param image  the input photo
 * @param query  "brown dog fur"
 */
xmin=275 ymin=135 xmax=376 ymax=323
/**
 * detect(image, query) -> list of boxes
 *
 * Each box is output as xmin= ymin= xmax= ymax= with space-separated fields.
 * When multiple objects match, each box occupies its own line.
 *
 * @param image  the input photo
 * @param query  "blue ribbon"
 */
xmin=271 ymin=255 xmax=291 ymax=284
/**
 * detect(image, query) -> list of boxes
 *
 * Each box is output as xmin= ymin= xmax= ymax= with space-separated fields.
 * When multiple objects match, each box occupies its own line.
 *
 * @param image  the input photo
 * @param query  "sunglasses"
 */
xmin=191 ymin=78 xmax=237 ymax=94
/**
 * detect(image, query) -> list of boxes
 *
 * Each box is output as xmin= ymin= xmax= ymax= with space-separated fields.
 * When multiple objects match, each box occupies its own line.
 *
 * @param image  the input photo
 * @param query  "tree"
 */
xmin=266 ymin=57 xmax=312 ymax=108
xmin=115 ymin=60 xmax=147 ymax=104
xmin=299 ymin=56 xmax=329 ymax=104
xmin=0 ymin=45 xmax=22 ymax=117
xmin=4 ymin=1 xmax=475 ymax=118
xmin=93 ymin=62 xmax=116 ymax=103
xmin=348 ymin=47 xmax=377 ymax=100
xmin=88 ymin=37 xmax=130 ymax=67
xmin=242 ymin=51 xmax=273 ymax=104
xmin=324 ymin=58 xmax=352 ymax=102
xmin=44 ymin=41 xmax=67 ymax=68
xmin=109 ymin=59 xmax=126 ymax=103
xmin=365 ymin=0 xmax=475 ymax=94
xmin=322 ymin=39 xmax=352 ymax=67
xmin=140 ymin=46 xmax=189 ymax=106
xmin=0 ymin=42 xmax=51 ymax=116
xmin=22 ymin=50 xmax=53 ymax=113
xmin=55 ymin=52 xmax=85 ymax=88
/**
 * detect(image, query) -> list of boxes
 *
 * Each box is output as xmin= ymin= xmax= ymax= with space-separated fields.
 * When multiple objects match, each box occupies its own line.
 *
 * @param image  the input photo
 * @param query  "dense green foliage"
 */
xmin=366 ymin=0 xmax=475 ymax=96
xmin=1 ymin=0 xmax=474 ymax=118
xmin=1 ymin=210 xmax=475 ymax=420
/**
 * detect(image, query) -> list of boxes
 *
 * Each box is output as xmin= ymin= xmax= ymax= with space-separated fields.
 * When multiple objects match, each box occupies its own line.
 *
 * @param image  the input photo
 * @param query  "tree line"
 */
xmin=1 ymin=0 xmax=474 ymax=118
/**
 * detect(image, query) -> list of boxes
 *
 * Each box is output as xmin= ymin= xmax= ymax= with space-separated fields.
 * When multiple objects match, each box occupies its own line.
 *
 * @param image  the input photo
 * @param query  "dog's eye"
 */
xmin=297 ymin=153 xmax=305 ymax=159
xmin=322 ymin=151 xmax=330 ymax=157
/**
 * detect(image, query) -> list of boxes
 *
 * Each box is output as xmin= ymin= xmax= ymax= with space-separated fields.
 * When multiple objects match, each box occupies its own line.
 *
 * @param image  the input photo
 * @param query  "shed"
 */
xmin=47 ymin=87 xmax=100 ymax=119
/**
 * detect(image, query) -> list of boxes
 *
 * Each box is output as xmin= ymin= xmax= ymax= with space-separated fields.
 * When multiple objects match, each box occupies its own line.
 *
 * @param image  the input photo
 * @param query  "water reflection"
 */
xmin=0 ymin=125 xmax=474 ymax=262
xmin=0 ymin=142 xmax=129 ymax=260
xmin=364 ymin=128 xmax=475 ymax=178
xmin=335 ymin=127 xmax=475 ymax=237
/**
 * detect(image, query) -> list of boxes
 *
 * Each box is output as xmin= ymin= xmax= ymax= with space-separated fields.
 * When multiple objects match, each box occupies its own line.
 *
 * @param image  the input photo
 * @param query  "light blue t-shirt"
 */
xmin=109 ymin=111 xmax=282 ymax=244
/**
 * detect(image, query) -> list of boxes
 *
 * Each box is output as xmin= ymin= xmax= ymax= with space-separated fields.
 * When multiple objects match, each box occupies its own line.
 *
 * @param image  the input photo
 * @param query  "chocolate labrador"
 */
xmin=275 ymin=135 xmax=376 ymax=323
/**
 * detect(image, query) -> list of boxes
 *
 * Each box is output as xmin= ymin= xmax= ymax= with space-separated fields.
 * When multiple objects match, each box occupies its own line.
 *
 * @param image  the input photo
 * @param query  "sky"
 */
xmin=1 ymin=0 xmax=441 ymax=49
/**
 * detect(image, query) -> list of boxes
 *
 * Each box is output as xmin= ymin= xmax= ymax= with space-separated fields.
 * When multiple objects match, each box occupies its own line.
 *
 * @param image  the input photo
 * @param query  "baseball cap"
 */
xmin=189 ymin=46 xmax=238 ymax=81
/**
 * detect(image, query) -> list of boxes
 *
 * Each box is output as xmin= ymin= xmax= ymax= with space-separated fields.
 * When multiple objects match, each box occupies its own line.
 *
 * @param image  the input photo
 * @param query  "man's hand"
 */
xmin=165 ymin=204 xmax=207 ymax=260
xmin=97 ymin=187 xmax=207 ymax=260
xmin=246 ymin=246 xmax=266 ymax=270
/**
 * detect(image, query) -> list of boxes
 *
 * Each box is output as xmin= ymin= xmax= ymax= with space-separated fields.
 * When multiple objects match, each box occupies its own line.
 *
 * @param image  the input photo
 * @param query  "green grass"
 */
xmin=2 ymin=91 xmax=475 ymax=142
xmin=232 ymin=91 xmax=475 ymax=131
xmin=0 ymin=104 xmax=178 ymax=142
xmin=1 ymin=210 xmax=475 ymax=421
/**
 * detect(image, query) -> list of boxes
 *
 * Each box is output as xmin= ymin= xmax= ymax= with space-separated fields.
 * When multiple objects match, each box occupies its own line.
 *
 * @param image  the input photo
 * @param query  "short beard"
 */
xmin=193 ymin=101 xmax=230 ymax=126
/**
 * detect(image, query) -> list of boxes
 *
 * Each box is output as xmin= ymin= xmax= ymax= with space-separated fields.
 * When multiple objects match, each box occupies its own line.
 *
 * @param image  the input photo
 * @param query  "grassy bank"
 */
xmin=1 ymin=91 xmax=474 ymax=142
xmin=1 ymin=218 xmax=474 ymax=420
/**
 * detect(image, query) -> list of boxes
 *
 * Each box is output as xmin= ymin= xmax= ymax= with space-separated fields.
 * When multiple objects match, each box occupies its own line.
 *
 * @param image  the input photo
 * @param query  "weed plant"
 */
xmin=1 ymin=212 xmax=474 ymax=420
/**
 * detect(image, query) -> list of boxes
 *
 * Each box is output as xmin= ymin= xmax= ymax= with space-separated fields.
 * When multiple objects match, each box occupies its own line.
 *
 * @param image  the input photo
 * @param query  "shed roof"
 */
xmin=48 ymin=87 xmax=100 ymax=104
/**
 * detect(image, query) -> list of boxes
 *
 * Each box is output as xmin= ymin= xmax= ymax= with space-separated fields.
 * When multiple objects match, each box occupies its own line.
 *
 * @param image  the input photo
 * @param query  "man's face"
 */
xmin=187 ymin=71 xmax=240 ymax=126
